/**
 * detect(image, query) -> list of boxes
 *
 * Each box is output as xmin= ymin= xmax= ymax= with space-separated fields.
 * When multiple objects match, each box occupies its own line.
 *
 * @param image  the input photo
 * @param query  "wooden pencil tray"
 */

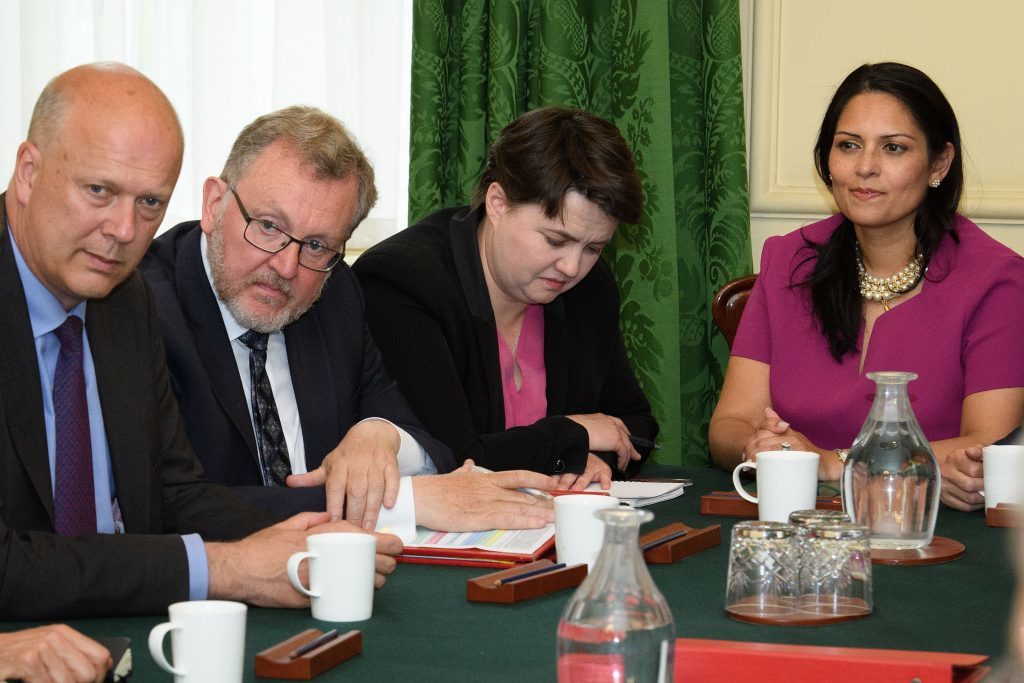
xmin=700 ymin=491 xmax=842 ymax=518
xmin=467 ymin=559 xmax=587 ymax=603
xmin=640 ymin=522 xmax=721 ymax=563
xmin=986 ymin=503 xmax=1021 ymax=528
xmin=255 ymin=629 xmax=361 ymax=680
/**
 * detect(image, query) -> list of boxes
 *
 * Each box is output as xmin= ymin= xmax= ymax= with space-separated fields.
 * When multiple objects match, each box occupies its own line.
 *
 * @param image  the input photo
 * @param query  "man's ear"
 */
xmin=11 ymin=142 xmax=41 ymax=206
xmin=200 ymin=176 xmax=229 ymax=235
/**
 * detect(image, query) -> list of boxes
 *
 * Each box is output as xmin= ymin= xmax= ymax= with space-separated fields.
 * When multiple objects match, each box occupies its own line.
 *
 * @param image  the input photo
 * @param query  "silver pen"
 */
xmin=471 ymin=465 xmax=554 ymax=500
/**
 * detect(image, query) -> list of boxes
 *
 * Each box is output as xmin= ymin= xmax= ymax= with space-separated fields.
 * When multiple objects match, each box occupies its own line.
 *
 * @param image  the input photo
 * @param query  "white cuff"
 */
xmin=375 ymin=476 xmax=417 ymax=543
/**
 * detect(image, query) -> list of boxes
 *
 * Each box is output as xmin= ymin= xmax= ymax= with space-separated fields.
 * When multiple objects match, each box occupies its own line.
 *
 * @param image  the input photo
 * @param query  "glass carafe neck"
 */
xmin=590 ymin=509 xmax=650 ymax=577
xmin=866 ymin=371 xmax=917 ymax=422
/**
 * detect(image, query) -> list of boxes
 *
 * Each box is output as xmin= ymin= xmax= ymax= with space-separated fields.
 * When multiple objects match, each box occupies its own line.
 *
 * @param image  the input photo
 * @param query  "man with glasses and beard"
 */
xmin=141 ymin=106 xmax=556 ymax=538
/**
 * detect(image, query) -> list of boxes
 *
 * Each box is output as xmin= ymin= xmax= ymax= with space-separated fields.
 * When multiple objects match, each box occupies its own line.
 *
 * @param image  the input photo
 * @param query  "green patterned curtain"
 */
xmin=409 ymin=0 xmax=751 ymax=466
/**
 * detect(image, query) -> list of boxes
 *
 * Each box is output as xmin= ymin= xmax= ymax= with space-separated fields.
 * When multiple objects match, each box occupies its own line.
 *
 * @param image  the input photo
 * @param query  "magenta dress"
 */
xmin=732 ymin=214 xmax=1024 ymax=448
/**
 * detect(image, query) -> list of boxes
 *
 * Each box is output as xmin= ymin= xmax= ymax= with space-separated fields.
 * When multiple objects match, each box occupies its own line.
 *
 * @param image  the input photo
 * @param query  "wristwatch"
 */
xmin=834 ymin=448 xmax=850 ymax=463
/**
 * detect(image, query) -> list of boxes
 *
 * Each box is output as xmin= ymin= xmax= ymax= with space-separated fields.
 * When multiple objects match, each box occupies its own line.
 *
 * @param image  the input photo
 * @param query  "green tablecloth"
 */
xmin=5 ymin=466 xmax=1014 ymax=680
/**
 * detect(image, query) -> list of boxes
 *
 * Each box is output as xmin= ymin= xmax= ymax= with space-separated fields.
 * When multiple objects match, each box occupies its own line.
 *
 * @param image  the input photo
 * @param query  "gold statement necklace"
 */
xmin=856 ymin=243 xmax=925 ymax=312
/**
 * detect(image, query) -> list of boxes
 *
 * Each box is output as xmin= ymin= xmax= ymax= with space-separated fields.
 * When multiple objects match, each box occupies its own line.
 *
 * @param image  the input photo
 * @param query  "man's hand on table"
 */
xmin=0 ymin=624 xmax=111 ymax=683
xmin=413 ymin=460 xmax=556 ymax=531
xmin=207 ymin=512 xmax=403 ymax=607
xmin=287 ymin=420 xmax=402 ymax=530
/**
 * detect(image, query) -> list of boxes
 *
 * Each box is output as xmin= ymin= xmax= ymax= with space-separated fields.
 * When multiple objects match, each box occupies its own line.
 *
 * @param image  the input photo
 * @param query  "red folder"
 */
xmin=397 ymin=534 xmax=555 ymax=568
xmin=673 ymin=638 xmax=989 ymax=682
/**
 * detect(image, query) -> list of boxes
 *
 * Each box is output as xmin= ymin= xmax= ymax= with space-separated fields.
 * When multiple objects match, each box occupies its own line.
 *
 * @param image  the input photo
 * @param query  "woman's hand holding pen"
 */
xmin=567 ymin=413 xmax=642 ymax=470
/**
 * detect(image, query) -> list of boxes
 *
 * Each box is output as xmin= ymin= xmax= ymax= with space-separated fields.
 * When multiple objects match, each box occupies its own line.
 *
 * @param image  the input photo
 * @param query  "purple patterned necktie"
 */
xmin=53 ymin=316 xmax=96 ymax=536
xmin=239 ymin=330 xmax=291 ymax=486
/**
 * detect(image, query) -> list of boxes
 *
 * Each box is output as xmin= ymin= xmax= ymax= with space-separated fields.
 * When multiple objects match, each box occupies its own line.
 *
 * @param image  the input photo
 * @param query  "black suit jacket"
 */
xmin=0 ymin=200 xmax=272 ymax=619
xmin=353 ymin=206 xmax=659 ymax=476
xmin=139 ymin=221 xmax=454 ymax=510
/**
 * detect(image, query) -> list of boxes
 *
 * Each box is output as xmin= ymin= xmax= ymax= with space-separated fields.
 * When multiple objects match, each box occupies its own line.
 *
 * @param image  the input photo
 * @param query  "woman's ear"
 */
xmin=930 ymin=142 xmax=954 ymax=184
xmin=484 ymin=182 xmax=510 ymax=222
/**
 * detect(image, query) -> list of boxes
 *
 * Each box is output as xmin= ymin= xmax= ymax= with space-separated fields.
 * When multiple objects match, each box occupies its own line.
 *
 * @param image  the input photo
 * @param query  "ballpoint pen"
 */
xmin=640 ymin=529 xmax=689 ymax=552
xmin=289 ymin=629 xmax=341 ymax=659
xmin=494 ymin=562 xmax=567 ymax=586
xmin=472 ymin=465 xmax=554 ymax=500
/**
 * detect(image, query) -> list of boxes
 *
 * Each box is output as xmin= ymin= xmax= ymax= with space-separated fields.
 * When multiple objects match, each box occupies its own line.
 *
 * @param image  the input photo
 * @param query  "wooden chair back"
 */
xmin=711 ymin=274 xmax=757 ymax=348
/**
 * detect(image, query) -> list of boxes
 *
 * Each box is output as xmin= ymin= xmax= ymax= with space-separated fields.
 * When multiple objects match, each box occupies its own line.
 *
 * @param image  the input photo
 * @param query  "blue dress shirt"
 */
xmin=9 ymin=230 xmax=209 ymax=599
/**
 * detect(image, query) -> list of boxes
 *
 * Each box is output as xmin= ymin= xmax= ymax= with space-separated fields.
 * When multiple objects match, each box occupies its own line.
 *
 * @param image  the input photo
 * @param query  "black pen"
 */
xmin=629 ymin=435 xmax=661 ymax=451
xmin=289 ymin=629 xmax=340 ymax=659
xmin=641 ymin=529 xmax=688 ymax=551
xmin=495 ymin=562 xmax=567 ymax=586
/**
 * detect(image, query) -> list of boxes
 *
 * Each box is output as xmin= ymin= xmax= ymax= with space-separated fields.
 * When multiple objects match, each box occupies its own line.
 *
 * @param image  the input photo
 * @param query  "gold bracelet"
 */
xmin=834 ymin=448 xmax=849 ymax=463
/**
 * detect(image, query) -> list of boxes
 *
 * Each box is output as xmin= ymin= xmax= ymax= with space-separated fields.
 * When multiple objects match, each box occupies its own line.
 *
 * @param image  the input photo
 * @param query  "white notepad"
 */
xmin=585 ymin=480 xmax=691 ymax=507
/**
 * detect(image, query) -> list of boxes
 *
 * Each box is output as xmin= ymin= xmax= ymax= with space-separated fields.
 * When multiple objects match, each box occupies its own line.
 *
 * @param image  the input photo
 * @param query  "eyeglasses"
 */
xmin=230 ymin=188 xmax=344 ymax=272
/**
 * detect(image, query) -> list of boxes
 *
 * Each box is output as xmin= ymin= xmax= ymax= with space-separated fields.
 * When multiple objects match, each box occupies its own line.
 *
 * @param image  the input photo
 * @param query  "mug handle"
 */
xmin=732 ymin=461 xmax=759 ymax=504
xmin=287 ymin=551 xmax=319 ymax=598
xmin=148 ymin=622 xmax=185 ymax=676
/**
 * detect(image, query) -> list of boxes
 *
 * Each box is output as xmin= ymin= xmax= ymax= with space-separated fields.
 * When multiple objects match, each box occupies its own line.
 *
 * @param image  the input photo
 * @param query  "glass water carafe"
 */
xmin=556 ymin=508 xmax=675 ymax=682
xmin=841 ymin=371 xmax=939 ymax=549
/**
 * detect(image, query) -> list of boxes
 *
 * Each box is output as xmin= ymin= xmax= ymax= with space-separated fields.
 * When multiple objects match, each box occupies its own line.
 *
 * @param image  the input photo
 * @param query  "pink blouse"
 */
xmin=499 ymin=304 xmax=547 ymax=428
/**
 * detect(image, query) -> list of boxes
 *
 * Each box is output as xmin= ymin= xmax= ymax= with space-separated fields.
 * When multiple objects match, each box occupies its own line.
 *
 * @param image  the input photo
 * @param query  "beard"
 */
xmin=206 ymin=218 xmax=325 ymax=333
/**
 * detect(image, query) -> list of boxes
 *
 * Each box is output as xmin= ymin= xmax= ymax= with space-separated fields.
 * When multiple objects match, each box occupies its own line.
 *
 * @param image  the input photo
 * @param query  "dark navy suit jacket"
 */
xmin=139 ymin=221 xmax=455 ymax=514
xmin=0 ymin=199 xmax=272 ymax=619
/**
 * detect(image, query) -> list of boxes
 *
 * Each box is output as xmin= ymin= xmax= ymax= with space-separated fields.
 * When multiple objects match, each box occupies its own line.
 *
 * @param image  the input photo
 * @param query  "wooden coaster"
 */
xmin=870 ymin=536 xmax=965 ymax=566
xmin=725 ymin=596 xmax=871 ymax=626
xmin=986 ymin=503 xmax=1021 ymax=528
xmin=700 ymin=491 xmax=842 ymax=518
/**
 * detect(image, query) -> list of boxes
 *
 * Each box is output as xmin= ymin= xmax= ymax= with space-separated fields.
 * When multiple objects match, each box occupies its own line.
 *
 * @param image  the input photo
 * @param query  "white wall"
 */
xmin=741 ymin=0 xmax=1024 ymax=266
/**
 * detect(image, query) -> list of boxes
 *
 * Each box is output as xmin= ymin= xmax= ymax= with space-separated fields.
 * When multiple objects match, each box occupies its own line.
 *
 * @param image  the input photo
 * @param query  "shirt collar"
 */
xmin=8 ymin=228 xmax=86 ymax=338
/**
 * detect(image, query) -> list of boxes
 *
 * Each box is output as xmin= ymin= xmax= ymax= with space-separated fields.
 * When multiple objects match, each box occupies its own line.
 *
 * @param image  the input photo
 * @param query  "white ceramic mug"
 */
xmin=733 ymin=450 xmax=820 ymax=522
xmin=148 ymin=600 xmax=246 ymax=683
xmin=555 ymin=494 xmax=621 ymax=569
xmin=287 ymin=532 xmax=376 ymax=622
xmin=983 ymin=445 xmax=1024 ymax=507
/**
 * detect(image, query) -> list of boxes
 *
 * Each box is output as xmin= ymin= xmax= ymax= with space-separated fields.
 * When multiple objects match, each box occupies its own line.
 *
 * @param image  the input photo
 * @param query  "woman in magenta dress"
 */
xmin=709 ymin=62 xmax=1024 ymax=509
